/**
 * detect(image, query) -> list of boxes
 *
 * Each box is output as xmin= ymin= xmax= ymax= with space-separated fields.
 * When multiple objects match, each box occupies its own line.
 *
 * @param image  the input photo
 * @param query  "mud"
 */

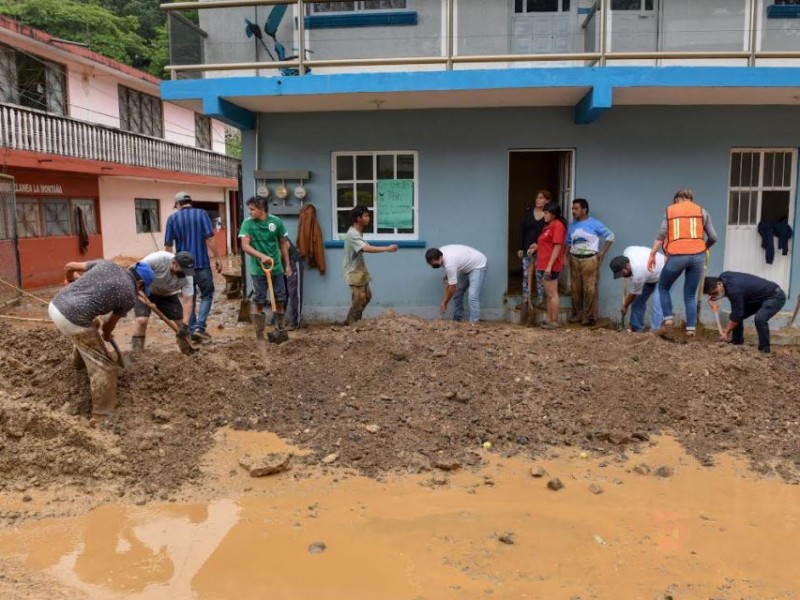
xmin=1 ymin=432 xmax=799 ymax=600
xmin=1 ymin=310 xmax=800 ymax=507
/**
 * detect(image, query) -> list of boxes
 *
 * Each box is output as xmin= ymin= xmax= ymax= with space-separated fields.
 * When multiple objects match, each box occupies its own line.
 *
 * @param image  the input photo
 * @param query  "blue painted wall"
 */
xmin=246 ymin=105 xmax=800 ymax=323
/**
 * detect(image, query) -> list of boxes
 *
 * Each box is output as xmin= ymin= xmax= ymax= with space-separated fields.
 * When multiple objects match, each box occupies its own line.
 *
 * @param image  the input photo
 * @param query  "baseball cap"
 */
xmin=174 ymin=191 xmax=192 ymax=207
xmin=174 ymin=251 xmax=196 ymax=276
xmin=131 ymin=262 xmax=155 ymax=296
xmin=609 ymin=256 xmax=629 ymax=279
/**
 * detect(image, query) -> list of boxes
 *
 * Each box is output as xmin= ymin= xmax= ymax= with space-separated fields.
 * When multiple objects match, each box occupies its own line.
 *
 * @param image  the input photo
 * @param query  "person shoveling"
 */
xmin=49 ymin=260 xmax=155 ymax=426
xmin=239 ymin=195 xmax=292 ymax=344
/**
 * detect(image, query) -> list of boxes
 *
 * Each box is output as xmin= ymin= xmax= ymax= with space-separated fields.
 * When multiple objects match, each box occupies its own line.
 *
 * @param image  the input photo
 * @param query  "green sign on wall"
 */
xmin=377 ymin=179 xmax=413 ymax=229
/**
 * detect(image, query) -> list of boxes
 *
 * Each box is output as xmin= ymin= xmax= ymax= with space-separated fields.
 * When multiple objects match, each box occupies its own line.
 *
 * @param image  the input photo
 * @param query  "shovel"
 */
xmin=695 ymin=249 xmax=711 ymax=335
xmin=617 ymin=277 xmax=628 ymax=331
xmin=94 ymin=318 xmax=129 ymax=368
xmin=708 ymin=299 xmax=725 ymax=335
xmin=784 ymin=293 xmax=800 ymax=329
xmin=137 ymin=292 xmax=197 ymax=354
xmin=259 ymin=258 xmax=288 ymax=344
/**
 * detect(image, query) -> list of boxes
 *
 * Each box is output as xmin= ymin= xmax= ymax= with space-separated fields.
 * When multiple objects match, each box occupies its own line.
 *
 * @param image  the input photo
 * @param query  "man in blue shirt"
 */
xmin=165 ymin=192 xmax=223 ymax=342
xmin=703 ymin=271 xmax=786 ymax=353
xmin=566 ymin=198 xmax=615 ymax=325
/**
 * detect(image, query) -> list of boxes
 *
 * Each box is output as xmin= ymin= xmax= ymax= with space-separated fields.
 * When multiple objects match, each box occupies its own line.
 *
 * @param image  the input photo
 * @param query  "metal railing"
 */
xmin=0 ymin=103 xmax=240 ymax=180
xmin=160 ymin=0 xmax=800 ymax=78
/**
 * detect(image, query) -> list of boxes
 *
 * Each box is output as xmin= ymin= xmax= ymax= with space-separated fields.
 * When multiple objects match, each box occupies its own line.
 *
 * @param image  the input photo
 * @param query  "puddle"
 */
xmin=1 ymin=434 xmax=799 ymax=599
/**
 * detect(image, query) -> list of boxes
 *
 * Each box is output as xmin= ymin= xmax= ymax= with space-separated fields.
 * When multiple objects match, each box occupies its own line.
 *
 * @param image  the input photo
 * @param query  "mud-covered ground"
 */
xmin=2 ymin=304 xmax=799 ymax=507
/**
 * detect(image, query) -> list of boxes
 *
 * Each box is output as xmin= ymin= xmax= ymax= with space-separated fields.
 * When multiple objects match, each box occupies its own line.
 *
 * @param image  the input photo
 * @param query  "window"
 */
xmin=728 ymin=150 xmax=795 ymax=226
xmin=73 ymin=199 xmax=98 ymax=235
xmin=11 ymin=198 xmax=98 ymax=238
xmin=42 ymin=199 xmax=71 ymax=236
xmin=118 ymin=86 xmax=163 ymax=138
xmin=332 ymin=151 xmax=418 ymax=239
xmin=15 ymin=200 xmax=40 ymax=238
xmin=515 ymin=0 xmax=570 ymax=12
xmin=311 ymin=1 xmax=406 ymax=12
xmin=0 ymin=44 xmax=66 ymax=115
xmin=135 ymin=198 xmax=161 ymax=233
xmin=611 ymin=0 xmax=654 ymax=10
xmin=195 ymin=113 xmax=212 ymax=150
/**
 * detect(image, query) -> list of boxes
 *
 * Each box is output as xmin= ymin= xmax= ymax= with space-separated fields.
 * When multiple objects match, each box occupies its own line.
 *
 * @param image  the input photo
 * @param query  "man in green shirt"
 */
xmin=239 ymin=196 xmax=292 ymax=343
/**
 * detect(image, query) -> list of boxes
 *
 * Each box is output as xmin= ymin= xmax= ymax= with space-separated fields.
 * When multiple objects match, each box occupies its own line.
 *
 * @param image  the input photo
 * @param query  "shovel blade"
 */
xmin=238 ymin=298 xmax=252 ymax=323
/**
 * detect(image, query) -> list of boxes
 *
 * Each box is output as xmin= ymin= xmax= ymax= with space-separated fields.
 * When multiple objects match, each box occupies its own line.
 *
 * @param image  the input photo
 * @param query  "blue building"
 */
xmin=162 ymin=0 xmax=800 ymax=325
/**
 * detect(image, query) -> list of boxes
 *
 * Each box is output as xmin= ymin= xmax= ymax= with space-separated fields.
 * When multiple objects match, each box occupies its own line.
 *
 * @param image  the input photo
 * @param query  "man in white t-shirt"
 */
xmin=609 ymin=245 xmax=666 ymax=333
xmin=425 ymin=245 xmax=488 ymax=322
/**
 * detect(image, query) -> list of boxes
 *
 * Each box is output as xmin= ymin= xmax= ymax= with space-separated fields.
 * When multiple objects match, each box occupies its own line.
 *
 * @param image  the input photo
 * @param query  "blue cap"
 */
xmin=132 ymin=262 xmax=155 ymax=296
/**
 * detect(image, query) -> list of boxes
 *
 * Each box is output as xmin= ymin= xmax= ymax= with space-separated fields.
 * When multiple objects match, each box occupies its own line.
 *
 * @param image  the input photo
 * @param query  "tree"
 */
xmin=0 ymin=0 xmax=168 ymax=77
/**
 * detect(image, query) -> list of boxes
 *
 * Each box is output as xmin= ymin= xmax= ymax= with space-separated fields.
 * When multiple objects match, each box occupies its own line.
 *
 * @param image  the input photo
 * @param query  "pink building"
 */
xmin=0 ymin=16 xmax=239 ymax=289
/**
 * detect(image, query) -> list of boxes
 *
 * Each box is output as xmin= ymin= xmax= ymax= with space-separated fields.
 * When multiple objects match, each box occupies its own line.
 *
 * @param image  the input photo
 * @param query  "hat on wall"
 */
xmin=609 ymin=256 xmax=629 ymax=280
xmin=174 ymin=191 xmax=192 ymax=207
xmin=131 ymin=262 xmax=155 ymax=296
xmin=174 ymin=251 xmax=196 ymax=276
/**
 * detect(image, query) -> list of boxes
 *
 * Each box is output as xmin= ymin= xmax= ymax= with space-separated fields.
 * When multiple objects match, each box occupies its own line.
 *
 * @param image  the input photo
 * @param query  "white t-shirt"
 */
xmin=624 ymin=245 xmax=664 ymax=295
xmin=143 ymin=251 xmax=194 ymax=297
xmin=440 ymin=245 xmax=488 ymax=285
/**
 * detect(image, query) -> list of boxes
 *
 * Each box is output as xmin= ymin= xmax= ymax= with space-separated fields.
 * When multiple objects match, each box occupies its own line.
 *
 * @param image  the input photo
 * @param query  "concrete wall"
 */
xmin=99 ymin=178 xmax=227 ymax=260
xmin=245 ymin=105 xmax=800 ymax=323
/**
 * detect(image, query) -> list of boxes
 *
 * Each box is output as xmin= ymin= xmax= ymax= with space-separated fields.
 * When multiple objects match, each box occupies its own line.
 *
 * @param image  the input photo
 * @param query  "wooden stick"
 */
xmin=0 ymin=314 xmax=51 ymax=323
xmin=137 ymin=292 xmax=180 ymax=333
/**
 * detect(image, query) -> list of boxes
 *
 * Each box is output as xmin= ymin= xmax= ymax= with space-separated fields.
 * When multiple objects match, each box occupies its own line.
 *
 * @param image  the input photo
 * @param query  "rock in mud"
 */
xmin=633 ymin=464 xmax=651 ymax=476
xmin=530 ymin=466 xmax=547 ymax=478
xmin=547 ymin=478 xmax=564 ymax=491
xmin=321 ymin=453 xmax=339 ymax=465
xmin=498 ymin=532 xmax=515 ymax=545
xmin=308 ymin=542 xmax=327 ymax=554
xmin=239 ymin=453 xmax=291 ymax=477
xmin=588 ymin=483 xmax=604 ymax=495
xmin=653 ymin=466 xmax=674 ymax=478
xmin=434 ymin=458 xmax=461 ymax=471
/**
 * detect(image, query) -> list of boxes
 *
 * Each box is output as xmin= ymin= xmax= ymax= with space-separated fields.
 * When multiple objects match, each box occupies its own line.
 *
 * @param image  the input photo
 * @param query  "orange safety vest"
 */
xmin=663 ymin=201 xmax=706 ymax=256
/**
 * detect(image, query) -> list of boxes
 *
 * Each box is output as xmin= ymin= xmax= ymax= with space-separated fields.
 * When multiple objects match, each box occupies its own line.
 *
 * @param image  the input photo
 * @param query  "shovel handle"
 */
xmin=258 ymin=257 xmax=278 ymax=313
xmin=138 ymin=292 xmax=180 ymax=333
xmin=708 ymin=299 xmax=725 ymax=336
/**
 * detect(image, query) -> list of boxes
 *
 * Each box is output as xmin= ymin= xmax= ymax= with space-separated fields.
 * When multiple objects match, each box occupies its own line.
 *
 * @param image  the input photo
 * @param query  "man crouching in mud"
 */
xmin=49 ymin=260 xmax=154 ymax=427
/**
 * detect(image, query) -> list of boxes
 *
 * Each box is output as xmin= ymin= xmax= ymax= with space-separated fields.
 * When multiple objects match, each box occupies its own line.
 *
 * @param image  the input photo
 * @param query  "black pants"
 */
xmin=731 ymin=288 xmax=786 ymax=352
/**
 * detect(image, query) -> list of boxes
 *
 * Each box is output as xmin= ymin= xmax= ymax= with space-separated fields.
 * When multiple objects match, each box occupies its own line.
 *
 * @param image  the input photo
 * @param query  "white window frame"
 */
xmin=311 ymin=1 xmax=407 ymax=13
xmin=727 ymin=148 xmax=797 ymax=227
xmin=514 ymin=0 xmax=571 ymax=14
xmin=331 ymin=150 xmax=419 ymax=241
xmin=610 ymin=0 xmax=655 ymax=11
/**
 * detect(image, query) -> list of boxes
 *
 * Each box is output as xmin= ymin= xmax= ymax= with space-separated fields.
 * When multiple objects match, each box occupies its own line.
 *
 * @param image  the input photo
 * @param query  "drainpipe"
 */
xmin=748 ymin=0 xmax=758 ymax=67
xmin=599 ymin=0 xmax=607 ymax=66
xmin=297 ymin=0 xmax=306 ymax=75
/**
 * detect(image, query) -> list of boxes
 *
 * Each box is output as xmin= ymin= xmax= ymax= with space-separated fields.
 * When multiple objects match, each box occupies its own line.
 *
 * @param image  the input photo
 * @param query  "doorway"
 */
xmin=723 ymin=148 xmax=796 ymax=291
xmin=507 ymin=149 xmax=574 ymax=294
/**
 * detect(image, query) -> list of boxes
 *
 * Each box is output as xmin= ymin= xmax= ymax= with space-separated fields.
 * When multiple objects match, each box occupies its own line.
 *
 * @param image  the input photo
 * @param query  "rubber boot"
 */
xmin=267 ymin=313 xmax=289 ymax=344
xmin=252 ymin=313 xmax=266 ymax=341
xmin=131 ymin=335 xmax=145 ymax=354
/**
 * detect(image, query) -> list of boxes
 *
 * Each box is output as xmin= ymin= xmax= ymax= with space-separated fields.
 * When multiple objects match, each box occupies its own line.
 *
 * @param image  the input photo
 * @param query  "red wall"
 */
xmin=213 ymin=229 xmax=227 ymax=258
xmin=19 ymin=234 xmax=103 ymax=289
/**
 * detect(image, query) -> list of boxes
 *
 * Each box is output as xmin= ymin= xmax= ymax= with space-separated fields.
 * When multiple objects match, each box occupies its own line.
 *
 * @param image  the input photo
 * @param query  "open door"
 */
xmin=723 ymin=149 xmax=796 ymax=291
xmin=507 ymin=149 xmax=575 ymax=295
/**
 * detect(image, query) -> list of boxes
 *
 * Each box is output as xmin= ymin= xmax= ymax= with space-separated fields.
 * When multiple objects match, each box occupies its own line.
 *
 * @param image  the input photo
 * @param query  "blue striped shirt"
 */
xmin=164 ymin=207 xmax=215 ymax=269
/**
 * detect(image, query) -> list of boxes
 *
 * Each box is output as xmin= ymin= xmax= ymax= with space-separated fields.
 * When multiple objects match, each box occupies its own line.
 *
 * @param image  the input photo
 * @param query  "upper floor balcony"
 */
xmin=162 ymin=0 xmax=800 ymax=79
xmin=0 ymin=102 xmax=240 ymax=180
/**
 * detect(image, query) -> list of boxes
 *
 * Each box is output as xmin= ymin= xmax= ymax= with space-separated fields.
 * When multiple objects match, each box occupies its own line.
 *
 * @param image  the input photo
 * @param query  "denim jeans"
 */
xmin=658 ymin=252 xmax=705 ymax=330
xmin=452 ymin=267 xmax=487 ymax=322
xmin=630 ymin=282 xmax=664 ymax=332
xmin=190 ymin=267 xmax=215 ymax=333
xmin=731 ymin=289 xmax=786 ymax=352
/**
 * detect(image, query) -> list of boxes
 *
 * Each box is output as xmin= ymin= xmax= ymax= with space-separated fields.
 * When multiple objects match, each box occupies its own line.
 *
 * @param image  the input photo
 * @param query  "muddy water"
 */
xmin=1 ymin=432 xmax=799 ymax=600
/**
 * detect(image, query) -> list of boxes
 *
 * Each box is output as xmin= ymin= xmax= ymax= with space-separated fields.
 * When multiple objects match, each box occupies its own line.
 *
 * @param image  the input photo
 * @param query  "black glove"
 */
xmin=177 ymin=323 xmax=190 ymax=339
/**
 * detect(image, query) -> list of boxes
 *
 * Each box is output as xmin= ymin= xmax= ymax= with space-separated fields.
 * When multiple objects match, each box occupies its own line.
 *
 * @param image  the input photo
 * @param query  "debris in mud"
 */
xmin=498 ymin=532 xmax=515 ymax=545
xmin=653 ymin=466 xmax=674 ymax=478
xmin=239 ymin=453 xmax=292 ymax=477
xmin=547 ymin=478 xmax=565 ymax=491
xmin=2 ymin=313 xmax=800 ymax=501
xmin=530 ymin=466 xmax=547 ymax=478
xmin=588 ymin=483 xmax=604 ymax=495
xmin=308 ymin=542 xmax=327 ymax=554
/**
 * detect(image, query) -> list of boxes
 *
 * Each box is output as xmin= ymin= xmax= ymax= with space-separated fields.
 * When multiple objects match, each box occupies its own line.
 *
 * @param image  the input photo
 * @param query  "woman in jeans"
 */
xmin=529 ymin=202 xmax=567 ymax=329
xmin=647 ymin=188 xmax=717 ymax=339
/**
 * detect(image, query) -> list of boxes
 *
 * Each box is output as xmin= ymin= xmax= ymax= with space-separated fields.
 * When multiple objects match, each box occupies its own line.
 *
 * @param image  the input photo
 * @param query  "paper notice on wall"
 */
xmin=377 ymin=179 xmax=413 ymax=229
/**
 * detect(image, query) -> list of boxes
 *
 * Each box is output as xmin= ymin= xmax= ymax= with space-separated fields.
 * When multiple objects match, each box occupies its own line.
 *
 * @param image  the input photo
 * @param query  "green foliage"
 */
xmin=225 ymin=127 xmax=242 ymax=159
xmin=0 ymin=0 xmax=169 ymax=78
